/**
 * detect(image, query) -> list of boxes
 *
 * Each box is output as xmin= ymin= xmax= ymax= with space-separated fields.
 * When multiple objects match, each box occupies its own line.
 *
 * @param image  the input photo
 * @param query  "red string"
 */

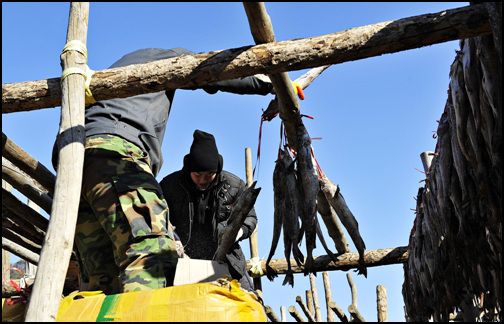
xmin=3 ymin=267 xmax=30 ymax=305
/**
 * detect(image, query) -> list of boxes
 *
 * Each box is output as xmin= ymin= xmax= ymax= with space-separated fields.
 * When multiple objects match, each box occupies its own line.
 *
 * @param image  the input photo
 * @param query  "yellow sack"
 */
xmin=57 ymin=278 xmax=267 ymax=322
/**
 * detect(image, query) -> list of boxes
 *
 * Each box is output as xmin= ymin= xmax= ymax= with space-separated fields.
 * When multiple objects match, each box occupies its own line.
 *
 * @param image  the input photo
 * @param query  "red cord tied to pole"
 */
xmin=3 ymin=267 xmax=31 ymax=305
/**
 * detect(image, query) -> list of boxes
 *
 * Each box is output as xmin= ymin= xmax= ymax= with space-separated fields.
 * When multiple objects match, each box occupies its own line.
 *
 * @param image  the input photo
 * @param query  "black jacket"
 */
xmin=52 ymin=48 xmax=273 ymax=175
xmin=159 ymin=167 xmax=257 ymax=279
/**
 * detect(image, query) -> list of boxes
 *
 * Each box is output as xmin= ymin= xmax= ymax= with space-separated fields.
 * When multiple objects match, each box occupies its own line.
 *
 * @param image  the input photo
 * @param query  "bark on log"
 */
xmin=25 ymin=3 xmax=89 ymax=322
xmin=247 ymin=246 xmax=408 ymax=275
xmin=2 ymin=157 xmax=53 ymax=214
xmin=2 ymin=132 xmax=56 ymax=197
xmin=2 ymin=4 xmax=492 ymax=114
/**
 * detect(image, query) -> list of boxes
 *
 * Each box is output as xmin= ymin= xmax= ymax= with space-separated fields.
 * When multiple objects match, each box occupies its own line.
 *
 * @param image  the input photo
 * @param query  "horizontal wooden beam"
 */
xmin=246 ymin=246 xmax=408 ymax=275
xmin=3 ymin=157 xmax=53 ymax=214
xmin=2 ymin=132 xmax=56 ymax=197
xmin=2 ymin=4 xmax=491 ymax=114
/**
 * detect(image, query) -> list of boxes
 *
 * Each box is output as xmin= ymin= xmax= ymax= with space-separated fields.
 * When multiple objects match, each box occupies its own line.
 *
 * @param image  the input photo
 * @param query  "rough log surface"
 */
xmin=2 ymin=4 xmax=491 ymax=114
xmin=402 ymin=4 xmax=502 ymax=321
xmin=247 ymin=246 xmax=408 ymax=275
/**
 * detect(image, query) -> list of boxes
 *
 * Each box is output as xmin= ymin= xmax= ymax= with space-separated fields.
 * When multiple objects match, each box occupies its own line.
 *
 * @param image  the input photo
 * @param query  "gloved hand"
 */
xmin=292 ymin=81 xmax=305 ymax=100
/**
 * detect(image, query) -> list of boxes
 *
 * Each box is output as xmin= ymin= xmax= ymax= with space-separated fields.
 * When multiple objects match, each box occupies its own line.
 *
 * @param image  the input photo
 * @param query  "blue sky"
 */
xmin=3 ymin=2 xmax=468 ymax=321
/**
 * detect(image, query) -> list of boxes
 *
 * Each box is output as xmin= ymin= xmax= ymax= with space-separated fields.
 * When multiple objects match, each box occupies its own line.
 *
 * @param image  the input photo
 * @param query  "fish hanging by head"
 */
xmin=319 ymin=174 xmax=367 ymax=277
xmin=278 ymin=148 xmax=304 ymax=287
xmin=265 ymin=149 xmax=288 ymax=281
xmin=295 ymin=122 xmax=320 ymax=276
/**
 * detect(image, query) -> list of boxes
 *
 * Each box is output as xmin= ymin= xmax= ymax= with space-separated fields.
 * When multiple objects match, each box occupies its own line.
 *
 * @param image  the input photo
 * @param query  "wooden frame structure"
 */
xmin=2 ymin=2 xmax=500 ymax=322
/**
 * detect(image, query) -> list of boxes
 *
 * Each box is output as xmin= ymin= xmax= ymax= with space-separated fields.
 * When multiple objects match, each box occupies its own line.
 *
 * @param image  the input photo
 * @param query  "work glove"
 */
xmin=292 ymin=81 xmax=305 ymax=100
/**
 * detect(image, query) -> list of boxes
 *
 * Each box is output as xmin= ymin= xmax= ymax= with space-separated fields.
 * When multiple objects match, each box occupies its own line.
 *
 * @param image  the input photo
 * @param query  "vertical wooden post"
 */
xmin=25 ymin=3 xmax=89 ymax=321
xmin=26 ymin=200 xmax=40 ymax=278
xmin=2 ymin=180 xmax=12 ymax=283
xmin=245 ymin=147 xmax=262 ymax=295
xmin=306 ymin=290 xmax=315 ymax=316
xmin=280 ymin=305 xmax=286 ymax=322
xmin=377 ymin=285 xmax=388 ymax=322
xmin=310 ymin=273 xmax=322 ymax=322
xmin=323 ymin=271 xmax=335 ymax=322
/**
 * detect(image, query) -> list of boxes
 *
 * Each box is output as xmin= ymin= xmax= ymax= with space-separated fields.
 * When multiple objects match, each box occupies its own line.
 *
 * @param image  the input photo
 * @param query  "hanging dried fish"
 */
xmin=295 ymin=123 xmax=319 ymax=275
xmin=280 ymin=148 xmax=304 ymax=286
xmin=319 ymin=174 xmax=367 ymax=277
xmin=265 ymin=154 xmax=286 ymax=281
xmin=267 ymin=148 xmax=305 ymax=286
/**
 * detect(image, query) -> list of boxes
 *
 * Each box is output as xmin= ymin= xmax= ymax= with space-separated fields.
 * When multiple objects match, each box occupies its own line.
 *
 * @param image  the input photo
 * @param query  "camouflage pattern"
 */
xmin=75 ymin=134 xmax=178 ymax=294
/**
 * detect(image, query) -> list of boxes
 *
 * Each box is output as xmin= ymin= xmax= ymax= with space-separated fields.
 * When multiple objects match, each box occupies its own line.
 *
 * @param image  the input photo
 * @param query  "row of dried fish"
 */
xmin=266 ymin=121 xmax=367 ymax=287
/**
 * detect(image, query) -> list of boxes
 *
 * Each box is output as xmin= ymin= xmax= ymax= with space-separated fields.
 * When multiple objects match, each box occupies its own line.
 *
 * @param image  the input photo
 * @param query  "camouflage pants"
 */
xmin=75 ymin=134 xmax=178 ymax=294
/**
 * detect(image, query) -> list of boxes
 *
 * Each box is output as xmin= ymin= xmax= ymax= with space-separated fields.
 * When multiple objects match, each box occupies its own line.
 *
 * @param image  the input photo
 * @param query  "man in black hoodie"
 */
xmin=160 ymin=130 xmax=256 ymax=292
xmin=52 ymin=48 xmax=274 ymax=294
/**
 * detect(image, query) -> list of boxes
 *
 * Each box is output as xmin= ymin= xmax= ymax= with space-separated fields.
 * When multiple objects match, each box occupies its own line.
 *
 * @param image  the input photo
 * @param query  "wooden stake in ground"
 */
xmin=310 ymin=273 xmax=322 ymax=322
xmin=377 ymin=285 xmax=388 ymax=322
xmin=289 ymin=305 xmax=307 ymax=322
xmin=245 ymin=148 xmax=262 ymax=294
xmin=346 ymin=273 xmax=366 ymax=322
xmin=306 ymin=290 xmax=315 ymax=317
xmin=323 ymin=271 xmax=335 ymax=322
xmin=296 ymin=295 xmax=316 ymax=322
xmin=265 ymin=305 xmax=281 ymax=322
xmin=25 ymin=2 xmax=89 ymax=321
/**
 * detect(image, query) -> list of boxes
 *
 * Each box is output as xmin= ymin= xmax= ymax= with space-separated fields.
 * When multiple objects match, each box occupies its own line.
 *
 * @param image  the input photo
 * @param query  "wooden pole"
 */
xmin=245 ymin=147 xmax=262 ymax=294
xmin=377 ymin=285 xmax=388 ymax=322
xmin=328 ymin=301 xmax=349 ymax=322
xmin=296 ymin=295 xmax=316 ymax=322
xmin=289 ymin=305 xmax=307 ymax=322
xmin=309 ymin=273 xmax=323 ymax=322
xmin=2 ymin=4 xmax=492 ymax=114
xmin=3 ymin=157 xmax=53 ymax=214
xmin=247 ymin=246 xmax=408 ymax=274
xmin=306 ymin=290 xmax=315 ymax=317
xmin=243 ymin=2 xmax=301 ymax=150
xmin=280 ymin=305 xmax=286 ymax=322
xmin=346 ymin=272 xmax=366 ymax=322
xmin=322 ymin=271 xmax=335 ymax=322
xmin=265 ymin=305 xmax=281 ymax=322
xmin=2 ymin=132 xmax=56 ymax=197
xmin=25 ymin=3 xmax=89 ymax=321
xmin=2 ymin=237 xmax=39 ymax=266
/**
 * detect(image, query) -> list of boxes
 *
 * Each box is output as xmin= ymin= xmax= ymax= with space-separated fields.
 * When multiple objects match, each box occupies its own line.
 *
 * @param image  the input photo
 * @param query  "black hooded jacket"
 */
xmin=52 ymin=48 xmax=273 ymax=175
xmin=159 ymin=160 xmax=257 ymax=280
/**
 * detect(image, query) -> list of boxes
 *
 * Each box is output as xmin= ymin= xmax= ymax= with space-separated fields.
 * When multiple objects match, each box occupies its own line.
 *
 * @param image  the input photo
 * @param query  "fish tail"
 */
xmin=282 ymin=272 xmax=294 ymax=287
xmin=266 ymin=264 xmax=278 ymax=281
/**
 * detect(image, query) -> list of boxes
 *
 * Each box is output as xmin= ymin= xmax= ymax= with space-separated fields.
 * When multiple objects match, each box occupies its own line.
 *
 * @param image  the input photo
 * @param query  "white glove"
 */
xmin=235 ymin=228 xmax=244 ymax=243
